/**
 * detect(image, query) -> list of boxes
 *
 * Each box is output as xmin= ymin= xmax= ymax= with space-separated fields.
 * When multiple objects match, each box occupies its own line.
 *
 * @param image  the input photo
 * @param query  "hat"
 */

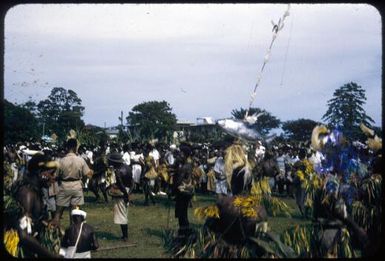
xmin=71 ymin=209 xmax=87 ymax=219
xmin=107 ymin=151 xmax=124 ymax=163
xmin=170 ymin=144 xmax=177 ymax=150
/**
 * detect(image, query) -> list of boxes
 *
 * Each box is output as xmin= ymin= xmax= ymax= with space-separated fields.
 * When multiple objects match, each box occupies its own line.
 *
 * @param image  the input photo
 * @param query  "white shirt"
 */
xmin=276 ymin=155 xmax=286 ymax=172
xmin=149 ymin=149 xmax=160 ymax=161
xmin=131 ymin=152 xmax=144 ymax=163
xmin=86 ymin=150 xmax=94 ymax=165
xmin=122 ymin=152 xmax=131 ymax=166
xmin=255 ymin=145 xmax=266 ymax=161
xmin=149 ymin=149 xmax=160 ymax=167
xmin=309 ymin=151 xmax=324 ymax=168
xmin=165 ymin=150 xmax=175 ymax=165
xmin=213 ymin=157 xmax=225 ymax=178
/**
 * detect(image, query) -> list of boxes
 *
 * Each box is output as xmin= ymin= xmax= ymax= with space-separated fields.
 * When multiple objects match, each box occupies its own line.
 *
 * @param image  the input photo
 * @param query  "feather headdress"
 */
xmin=360 ymin=123 xmax=382 ymax=151
xmin=360 ymin=123 xmax=375 ymax=137
xmin=224 ymin=143 xmax=247 ymax=189
xmin=367 ymin=135 xmax=382 ymax=152
xmin=311 ymin=125 xmax=329 ymax=151
xmin=67 ymin=129 xmax=77 ymax=140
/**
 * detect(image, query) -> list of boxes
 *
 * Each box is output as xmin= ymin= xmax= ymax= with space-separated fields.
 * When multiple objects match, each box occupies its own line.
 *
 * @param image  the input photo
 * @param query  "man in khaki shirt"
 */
xmin=51 ymin=138 xmax=93 ymax=226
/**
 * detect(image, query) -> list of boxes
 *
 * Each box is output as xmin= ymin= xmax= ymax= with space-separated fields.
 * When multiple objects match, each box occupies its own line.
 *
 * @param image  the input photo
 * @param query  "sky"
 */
xmin=4 ymin=3 xmax=382 ymax=128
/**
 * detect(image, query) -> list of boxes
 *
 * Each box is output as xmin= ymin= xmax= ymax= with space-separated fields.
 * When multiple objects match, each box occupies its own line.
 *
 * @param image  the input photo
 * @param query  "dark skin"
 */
xmin=89 ymin=155 xmax=109 ymax=203
xmin=8 ymin=155 xmax=62 ymax=258
xmin=61 ymin=215 xmax=99 ymax=253
xmin=14 ymin=176 xmax=45 ymax=224
xmin=18 ymin=228 xmax=62 ymax=258
xmin=173 ymin=149 xmax=194 ymax=231
xmin=109 ymin=160 xmax=134 ymax=203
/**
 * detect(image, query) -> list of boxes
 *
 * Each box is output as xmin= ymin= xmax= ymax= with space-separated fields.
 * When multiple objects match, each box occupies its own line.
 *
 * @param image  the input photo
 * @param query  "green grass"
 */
xmin=59 ymin=191 xmax=308 ymax=258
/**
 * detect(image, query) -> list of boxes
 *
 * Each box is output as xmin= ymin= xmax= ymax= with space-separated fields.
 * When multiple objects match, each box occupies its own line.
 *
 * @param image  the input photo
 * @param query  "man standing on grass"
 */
xmin=50 ymin=138 xmax=93 ymax=227
xmin=107 ymin=151 xmax=134 ymax=242
xmin=173 ymin=143 xmax=194 ymax=237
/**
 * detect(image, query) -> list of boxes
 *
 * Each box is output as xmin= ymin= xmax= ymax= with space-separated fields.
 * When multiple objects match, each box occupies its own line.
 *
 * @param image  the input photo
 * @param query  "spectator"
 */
xmin=107 ymin=151 xmax=134 ymax=241
xmin=173 ymin=143 xmax=194 ymax=237
xmin=50 ymin=138 xmax=93 ymax=227
xmin=60 ymin=208 xmax=99 ymax=258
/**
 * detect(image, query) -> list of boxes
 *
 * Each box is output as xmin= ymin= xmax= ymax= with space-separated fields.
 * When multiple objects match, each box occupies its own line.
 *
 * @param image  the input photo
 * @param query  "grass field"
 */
xmin=59 ymin=191 xmax=310 ymax=258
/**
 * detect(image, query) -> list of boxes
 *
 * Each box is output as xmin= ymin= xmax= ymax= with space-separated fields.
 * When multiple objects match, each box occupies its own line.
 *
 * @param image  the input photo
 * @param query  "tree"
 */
xmin=231 ymin=107 xmax=281 ymax=135
xmin=37 ymin=87 xmax=85 ymax=140
xmin=127 ymin=100 xmax=177 ymax=142
xmin=282 ymin=118 xmax=319 ymax=142
xmin=4 ymin=99 xmax=40 ymax=144
xmin=21 ymin=99 xmax=38 ymax=116
xmin=322 ymin=82 xmax=375 ymax=140
xmin=76 ymin=124 xmax=108 ymax=148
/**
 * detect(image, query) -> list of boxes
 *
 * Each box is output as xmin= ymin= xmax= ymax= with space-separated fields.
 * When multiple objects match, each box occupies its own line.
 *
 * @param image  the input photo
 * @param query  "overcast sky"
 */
xmin=4 ymin=3 xmax=382 ymax=128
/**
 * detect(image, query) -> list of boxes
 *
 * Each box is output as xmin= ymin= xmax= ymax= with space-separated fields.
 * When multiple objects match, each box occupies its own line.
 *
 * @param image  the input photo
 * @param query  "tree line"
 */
xmin=3 ymin=82 xmax=380 ymax=145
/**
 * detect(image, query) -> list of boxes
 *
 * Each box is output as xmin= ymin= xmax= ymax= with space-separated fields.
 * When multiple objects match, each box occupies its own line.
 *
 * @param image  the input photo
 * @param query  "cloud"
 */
xmin=4 ymin=3 xmax=382 ymax=127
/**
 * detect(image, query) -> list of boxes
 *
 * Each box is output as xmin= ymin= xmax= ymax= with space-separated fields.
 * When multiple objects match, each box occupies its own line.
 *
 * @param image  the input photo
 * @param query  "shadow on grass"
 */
xmin=96 ymin=231 xmax=121 ymax=241
xmin=84 ymin=194 xmax=99 ymax=203
xmin=144 ymin=227 xmax=164 ymax=239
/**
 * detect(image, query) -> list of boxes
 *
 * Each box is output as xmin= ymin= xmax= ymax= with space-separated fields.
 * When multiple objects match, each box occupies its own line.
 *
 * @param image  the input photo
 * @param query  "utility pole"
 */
xmin=42 ymin=122 xmax=45 ymax=137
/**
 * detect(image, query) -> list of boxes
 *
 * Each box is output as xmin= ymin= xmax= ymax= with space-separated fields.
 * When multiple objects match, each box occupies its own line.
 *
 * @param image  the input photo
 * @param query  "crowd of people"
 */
xmin=3 ymin=124 xmax=383 ymax=258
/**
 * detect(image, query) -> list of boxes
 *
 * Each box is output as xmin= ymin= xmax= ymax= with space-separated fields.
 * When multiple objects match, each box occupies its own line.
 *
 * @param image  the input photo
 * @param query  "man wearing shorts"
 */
xmin=51 ymin=138 xmax=93 ymax=226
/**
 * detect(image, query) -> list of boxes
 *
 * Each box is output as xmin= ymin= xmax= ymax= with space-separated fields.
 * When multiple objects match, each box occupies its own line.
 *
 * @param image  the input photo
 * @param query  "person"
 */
xmin=129 ymin=144 xmax=144 ymax=192
xmin=213 ymin=152 xmax=229 ymax=198
xmin=224 ymin=139 xmax=247 ymax=196
xmin=51 ymin=138 xmax=93 ymax=227
xmin=60 ymin=208 xmax=99 ymax=258
xmin=172 ymin=143 xmax=194 ymax=236
xmin=206 ymin=150 xmax=217 ymax=194
xmin=260 ymin=149 xmax=280 ymax=192
xmin=148 ymin=143 xmax=160 ymax=169
xmin=122 ymin=144 xmax=131 ymax=166
xmin=5 ymin=153 xmax=62 ymax=258
xmin=255 ymin=140 xmax=266 ymax=163
xmin=157 ymin=157 xmax=170 ymax=195
xmin=292 ymin=149 xmax=308 ymax=217
xmin=107 ymin=151 xmax=134 ymax=241
xmin=41 ymin=168 xmax=58 ymax=220
xmin=308 ymin=148 xmax=325 ymax=174
xmin=143 ymin=153 xmax=158 ymax=205
xmin=275 ymin=149 xmax=287 ymax=195
xmin=165 ymin=144 xmax=177 ymax=166
xmin=198 ymin=159 xmax=208 ymax=194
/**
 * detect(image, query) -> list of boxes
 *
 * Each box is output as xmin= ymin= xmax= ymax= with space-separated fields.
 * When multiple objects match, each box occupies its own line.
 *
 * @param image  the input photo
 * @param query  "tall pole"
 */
xmin=121 ymin=111 xmax=124 ymax=127
xmin=42 ymin=122 xmax=45 ymax=137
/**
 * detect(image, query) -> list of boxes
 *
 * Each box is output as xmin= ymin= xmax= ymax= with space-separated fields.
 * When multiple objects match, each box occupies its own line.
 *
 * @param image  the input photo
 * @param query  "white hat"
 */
xmin=71 ymin=209 xmax=87 ymax=219
xmin=170 ymin=144 xmax=177 ymax=150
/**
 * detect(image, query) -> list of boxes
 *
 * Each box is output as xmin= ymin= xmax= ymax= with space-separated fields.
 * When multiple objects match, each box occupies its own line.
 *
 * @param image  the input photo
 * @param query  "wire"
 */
xmin=280 ymin=13 xmax=294 ymax=87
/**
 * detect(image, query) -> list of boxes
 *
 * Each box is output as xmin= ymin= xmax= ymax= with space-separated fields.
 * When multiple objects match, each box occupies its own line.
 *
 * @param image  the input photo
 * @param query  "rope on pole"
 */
xmin=244 ymin=4 xmax=291 ymax=119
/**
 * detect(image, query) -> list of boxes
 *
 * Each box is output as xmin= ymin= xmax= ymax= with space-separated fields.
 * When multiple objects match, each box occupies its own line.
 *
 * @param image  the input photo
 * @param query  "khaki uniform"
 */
xmin=56 ymin=152 xmax=91 ymax=207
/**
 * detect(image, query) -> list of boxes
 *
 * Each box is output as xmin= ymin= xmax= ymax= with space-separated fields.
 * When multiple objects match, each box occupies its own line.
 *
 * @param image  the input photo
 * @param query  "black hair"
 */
xmin=66 ymin=138 xmax=78 ymax=151
xmin=27 ymin=153 xmax=49 ymax=173
xmin=179 ymin=143 xmax=192 ymax=157
xmin=298 ymin=149 xmax=307 ymax=160
xmin=72 ymin=214 xmax=85 ymax=224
